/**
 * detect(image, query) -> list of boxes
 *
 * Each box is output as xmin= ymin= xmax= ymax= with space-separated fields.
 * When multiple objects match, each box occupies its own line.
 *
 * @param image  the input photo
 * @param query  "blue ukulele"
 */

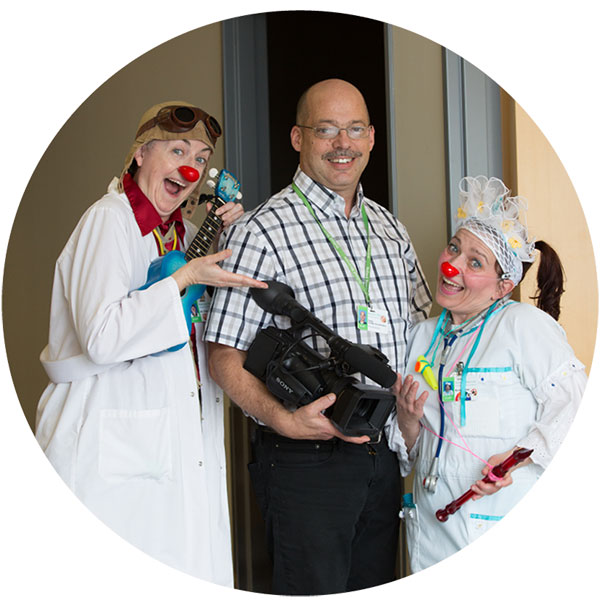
xmin=139 ymin=168 xmax=242 ymax=352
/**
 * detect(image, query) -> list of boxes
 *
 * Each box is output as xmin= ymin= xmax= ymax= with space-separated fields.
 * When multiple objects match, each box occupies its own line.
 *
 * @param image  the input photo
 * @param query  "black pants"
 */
xmin=249 ymin=429 xmax=402 ymax=595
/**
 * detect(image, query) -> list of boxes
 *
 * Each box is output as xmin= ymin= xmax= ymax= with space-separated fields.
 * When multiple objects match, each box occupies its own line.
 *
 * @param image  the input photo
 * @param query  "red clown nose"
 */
xmin=441 ymin=261 xmax=460 ymax=278
xmin=178 ymin=165 xmax=200 ymax=182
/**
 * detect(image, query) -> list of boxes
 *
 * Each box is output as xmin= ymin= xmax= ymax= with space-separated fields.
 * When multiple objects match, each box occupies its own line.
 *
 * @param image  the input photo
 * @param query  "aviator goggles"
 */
xmin=296 ymin=124 xmax=372 ymax=140
xmin=136 ymin=105 xmax=222 ymax=146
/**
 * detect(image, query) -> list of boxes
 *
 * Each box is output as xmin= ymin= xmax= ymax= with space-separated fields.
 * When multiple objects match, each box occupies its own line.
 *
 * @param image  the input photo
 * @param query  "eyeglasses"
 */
xmin=296 ymin=124 xmax=372 ymax=140
xmin=136 ymin=105 xmax=222 ymax=146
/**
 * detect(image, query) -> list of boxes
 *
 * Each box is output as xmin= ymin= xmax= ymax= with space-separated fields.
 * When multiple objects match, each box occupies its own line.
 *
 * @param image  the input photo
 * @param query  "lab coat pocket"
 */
xmin=467 ymin=512 xmax=502 ymax=541
xmin=401 ymin=500 xmax=421 ymax=570
xmin=459 ymin=371 xmax=511 ymax=439
xmin=98 ymin=407 xmax=173 ymax=481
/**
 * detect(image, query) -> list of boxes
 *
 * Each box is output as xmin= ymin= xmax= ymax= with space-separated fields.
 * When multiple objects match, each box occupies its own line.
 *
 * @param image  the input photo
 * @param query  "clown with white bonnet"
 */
xmin=386 ymin=175 xmax=587 ymax=572
xmin=35 ymin=102 xmax=266 ymax=585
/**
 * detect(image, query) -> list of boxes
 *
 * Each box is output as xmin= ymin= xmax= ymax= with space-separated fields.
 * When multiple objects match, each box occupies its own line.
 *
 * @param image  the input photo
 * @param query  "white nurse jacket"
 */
xmin=387 ymin=300 xmax=586 ymax=573
xmin=35 ymin=178 xmax=234 ymax=586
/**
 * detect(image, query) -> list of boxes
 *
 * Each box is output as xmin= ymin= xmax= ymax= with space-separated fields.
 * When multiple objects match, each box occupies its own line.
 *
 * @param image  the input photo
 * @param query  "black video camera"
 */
xmin=243 ymin=281 xmax=397 ymax=441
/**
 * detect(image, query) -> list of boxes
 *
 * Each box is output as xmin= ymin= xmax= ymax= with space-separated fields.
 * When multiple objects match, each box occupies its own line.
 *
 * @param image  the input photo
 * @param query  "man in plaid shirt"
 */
xmin=205 ymin=79 xmax=431 ymax=594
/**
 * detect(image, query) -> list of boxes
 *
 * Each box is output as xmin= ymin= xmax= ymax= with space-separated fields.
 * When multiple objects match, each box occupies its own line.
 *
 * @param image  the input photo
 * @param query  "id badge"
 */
xmin=441 ymin=377 xmax=456 ymax=402
xmin=357 ymin=305 xmax=369 ymax=331
xmin=192 ymin=293 xmax=211 ymax=323
xmin=356 ymin=304 xmax=389 ymax=334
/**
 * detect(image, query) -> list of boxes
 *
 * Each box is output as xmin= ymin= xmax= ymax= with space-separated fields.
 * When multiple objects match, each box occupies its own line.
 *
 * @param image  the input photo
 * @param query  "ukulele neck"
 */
xmin=184 ymin=196 xmax=227 ymax=261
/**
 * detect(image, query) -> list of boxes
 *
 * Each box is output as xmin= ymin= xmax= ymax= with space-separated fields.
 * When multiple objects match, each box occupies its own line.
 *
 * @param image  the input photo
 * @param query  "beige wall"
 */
xmin=509 ymin=101 xmax=597 ymax=371
xmin=3 ymin=24 xmax=224 ymax=430
xmin=390 ymin=27 xmax=448 ymax=314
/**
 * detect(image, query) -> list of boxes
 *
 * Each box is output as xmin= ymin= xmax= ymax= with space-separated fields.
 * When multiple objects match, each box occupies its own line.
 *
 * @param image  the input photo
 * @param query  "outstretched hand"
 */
xmin=172 ymin=248 xmax=268 ymax=292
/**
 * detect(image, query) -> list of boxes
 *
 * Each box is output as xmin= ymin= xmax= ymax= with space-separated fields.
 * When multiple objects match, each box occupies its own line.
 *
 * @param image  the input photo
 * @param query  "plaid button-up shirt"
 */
xmin=204 ymin=169 xmax=432 ymax=380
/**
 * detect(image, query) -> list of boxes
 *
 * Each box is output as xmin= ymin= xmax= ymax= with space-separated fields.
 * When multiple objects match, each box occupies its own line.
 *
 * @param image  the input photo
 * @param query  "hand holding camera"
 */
xmin=243 ymin=281 xmax=397 ymax=441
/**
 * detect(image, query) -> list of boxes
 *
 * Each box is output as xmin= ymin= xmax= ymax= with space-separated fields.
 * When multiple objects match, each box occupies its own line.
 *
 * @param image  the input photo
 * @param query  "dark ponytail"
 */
xmin=522 ymin=241 xmax=565 ymax=321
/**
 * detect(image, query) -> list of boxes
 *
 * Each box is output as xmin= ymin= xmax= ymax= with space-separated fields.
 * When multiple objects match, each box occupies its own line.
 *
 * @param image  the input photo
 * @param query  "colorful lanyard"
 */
xmin=151 ymin=223 xmax=179 ymax=256
xmin=455 ymin=302 xmax=499 ymax=426
xmin=420 ymin=310 xmax=480 ymax=363
xmin=292 ymin=182 xmax=372 ymax=305
xmin=419 ymin=301 xmax=504 ymax=426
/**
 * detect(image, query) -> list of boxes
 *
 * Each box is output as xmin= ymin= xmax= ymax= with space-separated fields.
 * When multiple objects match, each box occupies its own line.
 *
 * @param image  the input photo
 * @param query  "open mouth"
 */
xmin=323 ymin=150 xmax=361 ymax=168
xmin=439 ymin=276 xmax=464 ymax=295
xmin=164 ymin=177 xmax=187 ymax=196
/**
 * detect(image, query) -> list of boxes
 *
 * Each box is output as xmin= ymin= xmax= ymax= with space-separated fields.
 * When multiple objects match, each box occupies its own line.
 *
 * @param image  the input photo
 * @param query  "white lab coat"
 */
xmin=387 ymin=300 xmax=587 ymax=573
xmin=35 ymin=178 xmax=234 ymax=586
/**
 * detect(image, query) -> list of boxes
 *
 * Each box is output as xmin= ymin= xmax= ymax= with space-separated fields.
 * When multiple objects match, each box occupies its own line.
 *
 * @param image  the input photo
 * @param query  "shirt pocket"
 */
xmin=98 ymin=407 xmax=173 ymax=482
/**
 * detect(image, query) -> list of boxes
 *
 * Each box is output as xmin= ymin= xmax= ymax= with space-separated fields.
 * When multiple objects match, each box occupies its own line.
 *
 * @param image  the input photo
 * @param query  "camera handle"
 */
xmin=251 ymin=282 xmax=397 ymax=388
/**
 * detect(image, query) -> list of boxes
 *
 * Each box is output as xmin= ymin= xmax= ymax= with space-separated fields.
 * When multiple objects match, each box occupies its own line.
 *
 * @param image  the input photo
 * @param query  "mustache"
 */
xmin=321 ymin=149 xmax=362 ymax=160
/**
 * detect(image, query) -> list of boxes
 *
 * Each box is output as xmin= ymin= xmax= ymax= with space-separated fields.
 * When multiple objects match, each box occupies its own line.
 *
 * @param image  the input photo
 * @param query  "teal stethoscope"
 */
xmin=418 ymin=280 xmax=503 ymax=494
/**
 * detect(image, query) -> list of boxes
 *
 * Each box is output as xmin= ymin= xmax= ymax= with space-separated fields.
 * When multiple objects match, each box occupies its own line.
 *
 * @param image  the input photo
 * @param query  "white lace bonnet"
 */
xmin=454 ymin=176 xmax=536 ymax=285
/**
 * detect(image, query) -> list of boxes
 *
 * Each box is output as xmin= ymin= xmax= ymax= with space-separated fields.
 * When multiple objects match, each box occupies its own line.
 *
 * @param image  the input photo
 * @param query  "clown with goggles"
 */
xmin=387 ymin=175 xmax=587 ymax=573
xmin=35 ymin=102 xmax=266 ymax=585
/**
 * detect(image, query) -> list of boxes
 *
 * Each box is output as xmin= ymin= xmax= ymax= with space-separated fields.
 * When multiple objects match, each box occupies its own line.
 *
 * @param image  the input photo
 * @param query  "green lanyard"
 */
xmin=292 ymin=182 xmax=372 ymax=305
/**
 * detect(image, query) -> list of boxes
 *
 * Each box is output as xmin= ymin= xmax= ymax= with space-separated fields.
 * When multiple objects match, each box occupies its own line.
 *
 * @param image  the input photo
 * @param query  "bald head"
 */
xmin=296 ymin=79 xmax=370 ymax=126
xmin=291 ymin=78 xmax=374 ymax=210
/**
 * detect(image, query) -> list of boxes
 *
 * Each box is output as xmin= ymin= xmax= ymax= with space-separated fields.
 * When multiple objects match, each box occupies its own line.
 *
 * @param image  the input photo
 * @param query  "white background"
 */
xmin=1 ymin=1 xmax=598 ymax=598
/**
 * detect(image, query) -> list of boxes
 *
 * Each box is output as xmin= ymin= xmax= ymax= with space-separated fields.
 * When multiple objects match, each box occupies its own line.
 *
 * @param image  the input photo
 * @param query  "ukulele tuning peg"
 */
xmin=236 ymin=192 xmax=243 ymax=200
xmin=209 ymin=168 xmax=219 ymax=178
xmin=207 ymin=180 xmax=216 ymax=189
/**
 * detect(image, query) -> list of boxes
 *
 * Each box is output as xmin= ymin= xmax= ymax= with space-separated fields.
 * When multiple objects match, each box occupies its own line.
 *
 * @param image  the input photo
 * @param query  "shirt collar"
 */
xmin=292 ymin=168 xmax=364 ymax=218
xmin=123 ymin=172 xmax=184 ymax=236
